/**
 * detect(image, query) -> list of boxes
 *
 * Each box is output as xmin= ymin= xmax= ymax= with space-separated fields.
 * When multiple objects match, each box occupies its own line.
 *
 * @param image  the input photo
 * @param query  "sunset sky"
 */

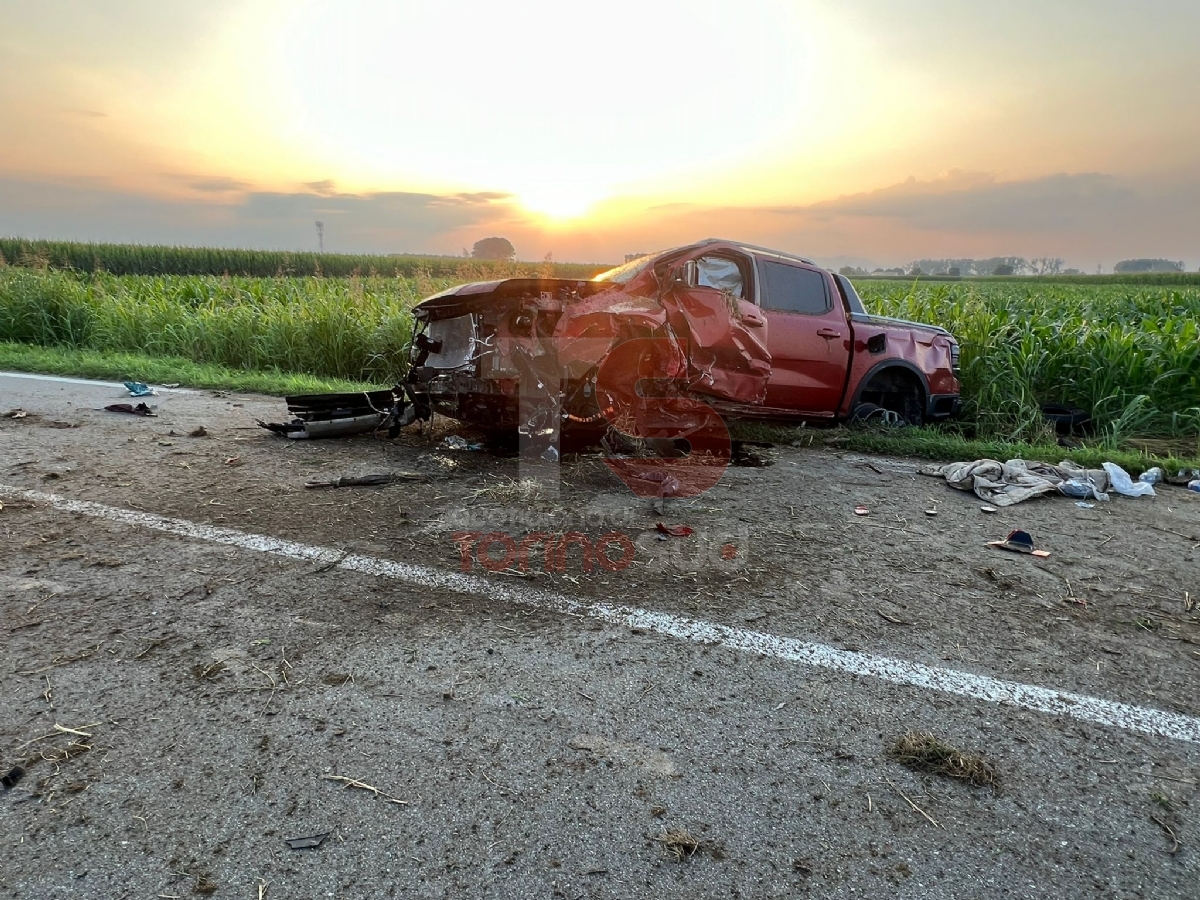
xmin=2 ymin=0 xmax=1198 ymax=269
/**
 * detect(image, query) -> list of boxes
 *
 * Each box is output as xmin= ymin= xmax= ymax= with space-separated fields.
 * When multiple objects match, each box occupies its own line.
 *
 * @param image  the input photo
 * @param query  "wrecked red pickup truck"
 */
xmin=397 ymin=239 xmax=960 ymax=447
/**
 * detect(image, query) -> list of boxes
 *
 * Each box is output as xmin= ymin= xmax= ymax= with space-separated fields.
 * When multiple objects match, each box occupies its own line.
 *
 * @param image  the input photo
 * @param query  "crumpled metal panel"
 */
xmin=554 ymin=290 xmax=671 ymax=377
xmin=551 ymin=275 xmax=770 ymax=405
xmin=661 ymin=286 xmax=772 ymax=404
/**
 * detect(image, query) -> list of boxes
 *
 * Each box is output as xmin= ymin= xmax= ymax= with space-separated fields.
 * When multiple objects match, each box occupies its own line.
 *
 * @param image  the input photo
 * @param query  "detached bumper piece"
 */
xmin=258 ymin=390 xmax=396 ymax=439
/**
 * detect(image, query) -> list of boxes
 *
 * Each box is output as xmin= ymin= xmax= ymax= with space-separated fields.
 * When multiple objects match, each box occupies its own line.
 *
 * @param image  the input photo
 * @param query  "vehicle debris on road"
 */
xmin=259 ymin=390 xmax=397 ymax=439
xmin=284 ymin=831 xmax=332 ymax=850
xmin=123 ymin=381 xmax=156 ymax=397
xmin=988 ymin=529 xmax=1051 ymax=557
xmin=655 ymin=522 xmax=694 ymax=538
xmin=304 ymin=472 xmax=421 ymax=489
xmin=103 ymin=402 xmax=156 ymax=417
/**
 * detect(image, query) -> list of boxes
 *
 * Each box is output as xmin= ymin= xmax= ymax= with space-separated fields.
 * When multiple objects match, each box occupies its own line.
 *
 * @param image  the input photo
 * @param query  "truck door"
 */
xmin=755 ymin=258 xmax=851 ymax=415
xmin=661 ymin=253 xmax=771 ymax=405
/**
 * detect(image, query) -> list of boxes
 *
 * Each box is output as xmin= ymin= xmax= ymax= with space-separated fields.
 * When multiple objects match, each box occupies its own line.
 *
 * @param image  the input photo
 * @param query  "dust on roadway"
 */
xmin=1 ymin=372 xmax=1198 ymax=899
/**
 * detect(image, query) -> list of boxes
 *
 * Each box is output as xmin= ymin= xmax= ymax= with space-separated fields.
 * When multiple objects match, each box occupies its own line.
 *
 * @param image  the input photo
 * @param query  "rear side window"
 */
xmin=759 ymin=260 xmax=829 ymax=314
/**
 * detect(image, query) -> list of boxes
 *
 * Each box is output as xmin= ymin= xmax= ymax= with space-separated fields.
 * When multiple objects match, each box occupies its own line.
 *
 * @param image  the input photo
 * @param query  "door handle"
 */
xmin=744 ymin=316 xmax=764 ymax=328
xmin=817 ymin=328 xmax=841 ymax=339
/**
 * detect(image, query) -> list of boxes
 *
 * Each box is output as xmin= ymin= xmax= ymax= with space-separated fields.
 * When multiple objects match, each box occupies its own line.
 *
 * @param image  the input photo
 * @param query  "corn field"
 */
xmin=1 ymin=266 xmax=1197 ymax=444
xmin=857 ymin=280 xmax=1200 ymax=442
xmin=0 ymin=269 xmax=451 ymax=384
xmin=0 ymin=238 xmax=609 ymax=281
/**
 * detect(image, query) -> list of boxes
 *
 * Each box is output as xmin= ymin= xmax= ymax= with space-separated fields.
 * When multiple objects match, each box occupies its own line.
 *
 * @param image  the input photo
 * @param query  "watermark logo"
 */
xmin=447 ymin=331 xmax=744 ymax=574
xmin=452 ymin=530 xmax=636 ymax=573
xmin=450 ymin=522 xmax=750 ymax=575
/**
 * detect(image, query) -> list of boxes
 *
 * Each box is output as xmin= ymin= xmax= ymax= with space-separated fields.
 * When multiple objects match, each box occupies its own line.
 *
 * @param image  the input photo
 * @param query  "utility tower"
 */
xmin=315 ymin=221 xmax=325 ymax=254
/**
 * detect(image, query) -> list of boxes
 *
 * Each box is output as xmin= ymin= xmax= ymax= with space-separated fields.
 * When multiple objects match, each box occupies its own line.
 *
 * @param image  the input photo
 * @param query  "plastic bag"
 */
xmin=1138 ymin=467 xmax=1164 ymax=485
xmin=1059 ymin=479 xmax=1109 ymax=501
xmin=1102 ymin=462 xmax=1156 ymax=497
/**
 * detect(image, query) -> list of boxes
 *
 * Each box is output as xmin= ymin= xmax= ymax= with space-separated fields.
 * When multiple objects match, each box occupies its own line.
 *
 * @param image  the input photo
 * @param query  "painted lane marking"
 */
xmin=4 ymin=483 xmax=1198 ymax=745
xmin=0 ymin=371 xmax=194 ymax=392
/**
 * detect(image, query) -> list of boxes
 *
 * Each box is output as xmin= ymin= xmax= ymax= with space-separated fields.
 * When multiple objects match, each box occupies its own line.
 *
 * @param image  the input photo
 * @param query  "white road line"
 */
xmin=0 ymin=371 xmax=194 ymax=392
xmin=5 ymin=483 xmax=1199 ymax=745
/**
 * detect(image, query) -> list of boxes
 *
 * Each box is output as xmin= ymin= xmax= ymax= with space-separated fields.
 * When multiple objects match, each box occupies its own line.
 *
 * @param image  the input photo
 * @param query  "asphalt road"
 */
xmin=1 ymin=371 xmax=1198 ymax=899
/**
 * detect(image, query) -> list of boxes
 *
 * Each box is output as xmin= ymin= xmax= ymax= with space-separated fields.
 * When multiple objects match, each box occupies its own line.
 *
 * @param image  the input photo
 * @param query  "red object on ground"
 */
xmin=655 ymin=522 xmax=694 ymax=538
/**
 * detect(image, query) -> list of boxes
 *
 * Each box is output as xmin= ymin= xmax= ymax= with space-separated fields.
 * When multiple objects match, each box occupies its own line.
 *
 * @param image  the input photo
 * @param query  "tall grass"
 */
xmin=0 ymin=238 xmax=610 ymax=280
xmin=858 ymin=280 xmax=1200 ymax=442
xmin=2 ymin=267 xmax=1197 ymax=447
xmin=0 ymin=269 xmax=449 ymax=383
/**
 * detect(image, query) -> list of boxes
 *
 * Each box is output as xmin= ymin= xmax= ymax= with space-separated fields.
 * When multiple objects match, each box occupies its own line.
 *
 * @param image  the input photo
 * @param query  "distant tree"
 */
xmin=471 ymin=237 xmax=516 ymax=261
xmin=947 ymin=266 xmax=961 ymax=277
xmin=1113 ymin=258 xmax=1183 ymax=273
xmin=1029 ymin=257 xmax=1065 ymax=276
xmin=993 ymin=264 xmax=1015 ymax=276
xmin=909 ymin=267 xmax=923 ymax=277
xmin=838 ymin=265 xmax=869 ymax=277
xmin=1063 ymin=268 xmax=1082 ymax=275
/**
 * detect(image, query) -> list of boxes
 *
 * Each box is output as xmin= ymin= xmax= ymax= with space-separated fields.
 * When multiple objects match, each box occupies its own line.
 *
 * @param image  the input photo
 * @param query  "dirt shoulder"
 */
xmin=2 ymin=374 xmax=1198 ymax=898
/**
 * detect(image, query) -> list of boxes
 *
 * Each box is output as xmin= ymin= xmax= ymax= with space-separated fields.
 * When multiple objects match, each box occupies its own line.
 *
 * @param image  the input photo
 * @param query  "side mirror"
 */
xmin=673 ymin=260 xmax=696 ymax=287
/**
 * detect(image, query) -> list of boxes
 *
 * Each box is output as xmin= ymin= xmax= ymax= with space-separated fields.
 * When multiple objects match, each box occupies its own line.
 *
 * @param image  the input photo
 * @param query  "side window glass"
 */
xmin=834 ymin=274 xmax=867 ymax=315
xmin=694 ymin=257 xmax=744 ymax=299
xmin=760 ymin=260 xmax=829 ymax=314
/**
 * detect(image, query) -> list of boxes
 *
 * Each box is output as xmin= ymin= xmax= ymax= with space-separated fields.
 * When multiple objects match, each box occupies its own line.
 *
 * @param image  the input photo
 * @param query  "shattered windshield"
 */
xmin=592 ymin=252 xmax=662 ymax=284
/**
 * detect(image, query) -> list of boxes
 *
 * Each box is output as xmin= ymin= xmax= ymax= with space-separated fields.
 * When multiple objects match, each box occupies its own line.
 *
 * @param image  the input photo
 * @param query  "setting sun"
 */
xmin=513 ymin=181 xmax=606 ymax=222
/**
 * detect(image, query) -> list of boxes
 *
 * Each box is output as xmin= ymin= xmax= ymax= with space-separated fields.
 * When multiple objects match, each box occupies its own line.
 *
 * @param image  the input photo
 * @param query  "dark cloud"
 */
xmin=798 ymin=171 xmax=1139 ymax=233
xmin=0 ymin=177 xmax=522 ymax=254
xmin=181 ymin=175 xmax=252 ymax=193
xmin=238 ymin=189 xmax=513 ymax=235
xmin=1 ymin=169 xmax=1195 ymax=267
xmin=636 ymin=169 xmax=1200 ymax=267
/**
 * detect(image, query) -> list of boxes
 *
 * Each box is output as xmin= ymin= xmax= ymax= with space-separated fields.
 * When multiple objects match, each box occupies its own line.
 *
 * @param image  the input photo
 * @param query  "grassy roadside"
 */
xmin=734 ymin=422 xmax=1200 ymax=475
xmin=5 ymin=341 xmax=1197 ymax=474
xmin=0 ymin=342 xmax=382 ymax=396
xmin=827 ymin=428 xmax=1199 ymax=476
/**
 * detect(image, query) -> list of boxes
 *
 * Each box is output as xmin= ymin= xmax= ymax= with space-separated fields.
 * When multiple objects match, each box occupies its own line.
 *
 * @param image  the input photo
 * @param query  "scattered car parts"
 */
xmin=258 ymin=390 xmax=398 ymax=439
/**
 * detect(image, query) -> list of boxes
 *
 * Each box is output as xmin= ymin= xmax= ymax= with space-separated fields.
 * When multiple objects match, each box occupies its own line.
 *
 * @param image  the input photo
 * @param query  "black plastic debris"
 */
xmin=285 ymin=830 xmax=331 ymax=850
xmin=304 ymin=472 xmax=413 ymax=489
xmin=2 ymin=765 xmax=25 ymax=789
xmin=104 ymin=402 xmax=156 ymax=417
xmin=259 ymin=390 xmax=396 ymax=439
xmin=1041 ymin=404 xmax=1090 ymax=435
xmin=988 ymin=529 xmax=1051 ymax=558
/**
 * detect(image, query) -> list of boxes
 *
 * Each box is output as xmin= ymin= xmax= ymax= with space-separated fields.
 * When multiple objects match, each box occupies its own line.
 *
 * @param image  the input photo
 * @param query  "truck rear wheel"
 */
xmin=855 ymin=368 xmax=926 ymax=426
